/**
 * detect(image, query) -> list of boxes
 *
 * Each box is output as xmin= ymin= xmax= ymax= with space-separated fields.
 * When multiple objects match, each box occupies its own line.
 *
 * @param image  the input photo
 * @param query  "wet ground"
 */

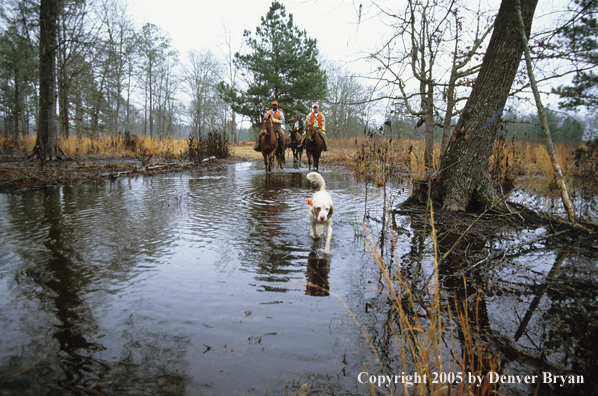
xmin=0 ymin=160 xmax=596 ymax=395
xmin=0 ymin=155 xmax=207 ymax=192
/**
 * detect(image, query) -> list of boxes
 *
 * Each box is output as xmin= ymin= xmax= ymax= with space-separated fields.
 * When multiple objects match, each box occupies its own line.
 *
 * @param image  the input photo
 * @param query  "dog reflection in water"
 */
xmin=305 ymin=250 xmax=330 ymax=297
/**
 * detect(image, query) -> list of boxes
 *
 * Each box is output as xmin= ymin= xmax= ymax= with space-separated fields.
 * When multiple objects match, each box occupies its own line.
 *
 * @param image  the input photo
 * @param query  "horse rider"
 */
xmin=298 ymin=104 xmax=328 ymax=151
xmin=293 ymin=112 xmax=304 ymax=138
xmin=253 ymin=100 xmax=287 ymax=152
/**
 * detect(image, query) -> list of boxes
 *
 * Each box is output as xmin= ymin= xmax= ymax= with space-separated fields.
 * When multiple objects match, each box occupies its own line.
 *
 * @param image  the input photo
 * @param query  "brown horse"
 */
xmin=275 ymin=127 xmax=287 ymax=169
xmin=304 ymin=122 xmax=324 ymax=171
xmin=288 ymin=128 xmax=303 ymax=164
xmin=259 ymin=114 xmax=278 ymax=172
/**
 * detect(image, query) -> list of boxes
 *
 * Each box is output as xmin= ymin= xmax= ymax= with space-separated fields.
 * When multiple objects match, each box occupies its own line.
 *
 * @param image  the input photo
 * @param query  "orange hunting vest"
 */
xmin=268 ymin=109 xmax=282 ymax=124
xmin=310 ymin=112 xmax=323 ymax=128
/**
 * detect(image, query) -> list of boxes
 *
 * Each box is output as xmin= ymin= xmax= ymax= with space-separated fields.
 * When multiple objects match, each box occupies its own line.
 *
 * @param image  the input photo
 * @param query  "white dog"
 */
xmin=307 ymin=172 xmax=333 ymax=253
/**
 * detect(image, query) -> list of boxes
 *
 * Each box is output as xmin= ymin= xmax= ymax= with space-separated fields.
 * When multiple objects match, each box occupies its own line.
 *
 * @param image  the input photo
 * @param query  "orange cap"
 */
xmin=272 ymin=101 xmax=278 ymax=105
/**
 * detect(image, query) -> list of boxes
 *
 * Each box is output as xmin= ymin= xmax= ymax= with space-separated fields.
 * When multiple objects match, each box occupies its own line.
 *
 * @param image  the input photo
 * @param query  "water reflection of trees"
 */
xmin=246 ymin=172 xmax=307 ymax=292
xmin=509 ymin=246 xmax=598 ymax=395
xmin=1 ymin=186 xmax=190 ymax=395
xmin=360 ymin=205 xmax=597 ymax=395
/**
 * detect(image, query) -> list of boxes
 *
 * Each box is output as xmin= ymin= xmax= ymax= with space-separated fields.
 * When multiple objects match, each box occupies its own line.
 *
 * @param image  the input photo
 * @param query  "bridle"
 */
xmin=261 ymin=115 xmax=273 ymax=136
xmin=306 ymin=123 xmax=318 ymax=143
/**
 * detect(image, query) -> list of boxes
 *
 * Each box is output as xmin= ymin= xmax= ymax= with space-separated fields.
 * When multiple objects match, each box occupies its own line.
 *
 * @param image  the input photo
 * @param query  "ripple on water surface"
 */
xmin=4 ymin=162 xmax=594 ymax=395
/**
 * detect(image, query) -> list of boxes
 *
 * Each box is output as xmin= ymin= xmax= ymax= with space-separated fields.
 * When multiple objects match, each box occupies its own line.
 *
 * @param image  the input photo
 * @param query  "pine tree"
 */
xmin=553 ymin=0 xmax=598 ymax=111
xmin=218 ymin=1 xmax=327 ymax=127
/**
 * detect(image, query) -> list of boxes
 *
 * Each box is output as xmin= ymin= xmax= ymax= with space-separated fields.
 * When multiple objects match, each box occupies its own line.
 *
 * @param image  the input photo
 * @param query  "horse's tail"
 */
xmin=307 ymin=172 xmax=326 ymax=191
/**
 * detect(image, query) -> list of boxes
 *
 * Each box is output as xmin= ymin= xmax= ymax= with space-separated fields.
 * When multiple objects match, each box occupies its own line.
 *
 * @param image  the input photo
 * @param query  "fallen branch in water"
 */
xmin=466 ymin=229 xmax=569 ymax=272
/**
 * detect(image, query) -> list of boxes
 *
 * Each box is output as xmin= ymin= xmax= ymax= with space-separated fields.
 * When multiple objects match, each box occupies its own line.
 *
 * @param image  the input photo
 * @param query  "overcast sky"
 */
xmin=127 ymin=0 xmax=397 ymax=72
xmin=125 ymin=0 xmax=573 ymax=118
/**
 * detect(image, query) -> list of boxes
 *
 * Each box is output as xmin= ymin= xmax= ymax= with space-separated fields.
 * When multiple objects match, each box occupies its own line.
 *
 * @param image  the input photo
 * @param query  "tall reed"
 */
xmin=352 ymin=213 xmax=500 ymax=396
xmin=340 ymin=152 xmax=500 ymax=395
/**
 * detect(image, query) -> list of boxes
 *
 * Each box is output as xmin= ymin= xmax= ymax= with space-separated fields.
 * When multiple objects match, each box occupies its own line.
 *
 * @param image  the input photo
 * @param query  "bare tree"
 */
xmin=515 ymin=0 xmax=575 ymax=223
xmin=324 ymin=63 xmax=371 ymax=139
xmin=183 ymin=49 xmax=223 ymax=137
xmin=136 ymin=23 xmax=175 ymax=138
xmin=56 ymin=0 xmax=104 ymax=139
xmin=371 ymin=0 xmax=495 ymax=167
xmin=99 ymin=0 xmax=137 ymax=135
xmin=33 ymin=0 xmax=61 ymax=161
xmin=220 ymin=21 xmax=242 ymax=142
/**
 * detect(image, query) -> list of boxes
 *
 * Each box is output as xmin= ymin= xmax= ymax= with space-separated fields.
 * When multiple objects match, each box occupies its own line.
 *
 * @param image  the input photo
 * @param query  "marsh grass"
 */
xmin=0 ymin=135 xmax=36 ymax=153
xmin=185 ymin=131 xmax=231 ymax=162
xmin=489 ymin=136 xmax=523 ymax=195
xmin=0 ymin=134 xmax=223 ymax=161
xmin=335 ymin=136 xmax=591 ymax=195
xmin=1 ymin=134 xmax=594 ymax=188
xmin=349 ymin=215 xmax=500 ymax=396
xmin=44 ymin=135 xmax=188 ymax=159
xmin=328 ymin=150 xmax=503 ymax=396
xmin=344 ymin=137 xmax=415 ymax=185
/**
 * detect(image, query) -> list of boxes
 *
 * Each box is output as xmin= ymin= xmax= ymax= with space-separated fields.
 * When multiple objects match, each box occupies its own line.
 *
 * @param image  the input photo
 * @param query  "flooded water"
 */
xmin=0 ymin=161 xmax=596 ymax=395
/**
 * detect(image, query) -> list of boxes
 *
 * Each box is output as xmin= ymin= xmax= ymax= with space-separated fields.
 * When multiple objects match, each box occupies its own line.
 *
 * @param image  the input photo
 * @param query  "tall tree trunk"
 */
xmin=126 ymin=64 xmax=132 ymax=133
xmin=58 ymin=77 xmax=70 ymax=138
xmin=23 ymin=108 xmax=29 ymax=136
xmin=34 ymin=0 xmax=61 ymax=162
xmin=57 ymin=12 xmax=69 ymax=139
xmin=14 ymin=66 xmax=19 ymax=140
xmin=230 ymin=110 xmax=237 ymax=143
xmin=114 ymin=78 xmax=122 ymax=135
xmin=423 ymin=84 xmax=435 ymax=170
xmin=431 ymin=0 xmax=538 ymax=211
xmin=441 ymin=72 xmax=457 ymax=153
xmin=74 ymin=88 xmax=83 ymax=137
xmin=149 ymin=63 xmax=153 ymax=138
xmin=91 ymin=69 xmax=106 ymax=138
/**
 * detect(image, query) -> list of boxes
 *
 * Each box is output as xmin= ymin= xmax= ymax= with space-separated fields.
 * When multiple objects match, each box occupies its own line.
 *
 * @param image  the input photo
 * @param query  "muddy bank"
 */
xmin=0 ymin=155 xmax=229 ymax=193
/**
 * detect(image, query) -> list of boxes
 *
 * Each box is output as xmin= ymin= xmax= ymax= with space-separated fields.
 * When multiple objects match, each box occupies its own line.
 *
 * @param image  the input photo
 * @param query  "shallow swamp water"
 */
xmin=0 ymin=160 xmax=596 ymax=395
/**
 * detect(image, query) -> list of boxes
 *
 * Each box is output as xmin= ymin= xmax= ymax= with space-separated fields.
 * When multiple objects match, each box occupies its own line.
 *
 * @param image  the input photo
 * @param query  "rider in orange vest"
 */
xmin=299 ymin=104 xmax=328 ymax=151
xmin=254 ymin=100 xmax=288 ymax=152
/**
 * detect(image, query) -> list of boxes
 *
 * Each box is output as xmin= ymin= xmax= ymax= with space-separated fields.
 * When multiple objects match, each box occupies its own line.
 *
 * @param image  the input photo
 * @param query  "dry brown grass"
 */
xmin=0 ymin=135 xmax=189 ymax=159
xmin=58 ymin=135 xmax=188 ymax=159
xmin=330 ymin=137 xmax=441 ymax=186
xmin=524 ymin=141 xmax=576 ymax=177
xmin=0 ymin=135 xmax=36 ymax=153
xmin=337 ymin=221 xmax=501 ymax=396
xmin=2 ymin=135 xmax=592 ymax=188
xmin=231 ymin=141 xmax=263 ymax=160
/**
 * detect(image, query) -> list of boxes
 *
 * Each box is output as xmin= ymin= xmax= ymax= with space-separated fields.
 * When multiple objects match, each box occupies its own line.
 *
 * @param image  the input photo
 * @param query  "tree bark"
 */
xmin=74 ymin=88 xmax=83 ymax=137
xmin=34 ymin=0 xmax=61 ymax=162
xmin=91 ymin=68 xmax=106 ymax=138
xmin=58 ymin=75 xmax=70 ymax=138
xmin=431 ymin=0 xmax=538 ymax=211
xmin=149 ymin=62 xmax=153 ymax=138
xmin=423 ymin=84 xmax=435 ymax=169
xmin=57 ymin=11 xmax=69 ymax=139
xmin=14 ymin=65 xmax=19 ymax=140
